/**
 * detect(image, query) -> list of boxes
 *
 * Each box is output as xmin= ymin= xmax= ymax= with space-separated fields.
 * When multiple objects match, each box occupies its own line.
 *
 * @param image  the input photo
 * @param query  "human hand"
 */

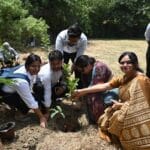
xmin=71 ymin=89 xmax=85 ymax=100
xmin=111 ymin=99 xmax=123 ymax=110
xmin=40 ymin=116 xmax=48 ymax=128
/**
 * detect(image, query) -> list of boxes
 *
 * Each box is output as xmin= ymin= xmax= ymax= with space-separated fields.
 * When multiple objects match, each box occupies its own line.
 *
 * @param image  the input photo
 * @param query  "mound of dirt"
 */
xmin=0 ymin=99 xmax=121 ymax=150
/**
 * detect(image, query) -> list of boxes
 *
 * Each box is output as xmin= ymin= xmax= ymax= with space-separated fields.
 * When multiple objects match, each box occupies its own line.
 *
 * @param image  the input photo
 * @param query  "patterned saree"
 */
xmin=99 ymin=75 xmax=150 ymax=150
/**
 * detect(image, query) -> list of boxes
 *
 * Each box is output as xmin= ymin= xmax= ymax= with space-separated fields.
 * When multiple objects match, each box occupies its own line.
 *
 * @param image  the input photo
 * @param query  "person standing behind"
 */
xmin=144 ymin=23 xmax=150 ymax=78
xmin=55 ymin=23 xmax=87 ymax=64
xmin=55 ymin=23 xmax=87 ymax=88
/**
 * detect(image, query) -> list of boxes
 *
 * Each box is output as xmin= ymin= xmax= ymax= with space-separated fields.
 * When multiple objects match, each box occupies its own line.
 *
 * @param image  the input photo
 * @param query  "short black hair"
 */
xmin=48 ymin=50 xmax=63 ymax=61
xmin=25 ymin=53 xmax=41 ymax=69
xmin=75 ymin=55 xmax=96 ymax=68
xmin=67 ymin=23 xmax=82 ymax=38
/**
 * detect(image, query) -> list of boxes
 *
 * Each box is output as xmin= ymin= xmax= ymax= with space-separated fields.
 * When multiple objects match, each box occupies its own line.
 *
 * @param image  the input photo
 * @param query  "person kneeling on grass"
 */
xmin=0 ymin=53 xmax=50 ymax=128
xmin=72 ymin=51 xmax=150 ymax=150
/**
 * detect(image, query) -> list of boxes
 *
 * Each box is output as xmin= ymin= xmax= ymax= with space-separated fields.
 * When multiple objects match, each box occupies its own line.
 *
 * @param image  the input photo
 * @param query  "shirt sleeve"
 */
xmin=75 ymin=34 xmax=87 ymax=61
xmin=55 ymin=33 xmax=64 ymax=53
xmin=145 ymin=23 xmax=150 ymax=41
xmin=42 ymin=76 xmax=52 ymax=107
xmin=109 ymin=76 xmax=122 ymax=88
xmin=138 ymin=75 xmax=150 ymax=105
xmin=14 ymin=79 xmax=39 ymax=109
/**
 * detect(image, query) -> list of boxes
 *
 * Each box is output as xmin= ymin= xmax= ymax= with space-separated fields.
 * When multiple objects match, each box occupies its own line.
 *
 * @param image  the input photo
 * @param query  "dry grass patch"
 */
xmin=86 ymin=39 xmax=147 ymax=75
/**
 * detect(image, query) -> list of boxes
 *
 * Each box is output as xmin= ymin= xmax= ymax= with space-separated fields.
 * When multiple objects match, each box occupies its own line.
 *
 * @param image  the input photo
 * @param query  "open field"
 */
xmin=85 ymin=39 xmax=147 ymax=75
xmin=30 ymin=39 xmax=147 ymax=75
xmin=1 ymin=39 xmax=148 ymax=150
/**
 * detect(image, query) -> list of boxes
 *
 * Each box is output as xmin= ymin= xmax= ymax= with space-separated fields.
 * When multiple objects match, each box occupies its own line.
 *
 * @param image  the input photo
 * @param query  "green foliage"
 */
xmin=20 ymin=16 xmax=50 ymax=47
xmin=63 ymin=64 xmax=79 ymax=99
xmin=88 ymin=0 xmax=150 ymax=38
xmin=0 ymin=0 xmax=150 ymax=45
xmin=0 ymin=0 xmax=50 ymax=50
xmin=0 ymin=78 xmax=14 ymax=99
xmin=0 ymin=78 xmax=14 ymax=85
xmin=50 ymin=105 xmax=65 ymax=119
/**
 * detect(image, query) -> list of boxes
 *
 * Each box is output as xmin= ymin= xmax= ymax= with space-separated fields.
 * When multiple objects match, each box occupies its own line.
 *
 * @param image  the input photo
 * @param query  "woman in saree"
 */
xmin=74 ymin=55 xmax=118 ymax=123
xmin=72 ymin=51 xmax=150 ymax=150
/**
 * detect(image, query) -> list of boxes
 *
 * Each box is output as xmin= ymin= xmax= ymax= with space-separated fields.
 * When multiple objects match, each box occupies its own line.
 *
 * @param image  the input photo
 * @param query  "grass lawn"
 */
xmin=85 ymin=39 xmax=147 ymax=76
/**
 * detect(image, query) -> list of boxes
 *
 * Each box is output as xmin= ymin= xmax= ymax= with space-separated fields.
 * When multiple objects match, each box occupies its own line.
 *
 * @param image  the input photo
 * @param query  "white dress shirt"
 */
xmin=38 ymin=63 xmax=63 ymax=107
xmin=145 ymin=23 xmax=150 ymax=42
xmin=55 ymin=29 xmax=87 ymax=61
xmin=38 ymin=63 xmax=51 ymax=107
xmin=2 ymin=66 xmax=39 ymax=109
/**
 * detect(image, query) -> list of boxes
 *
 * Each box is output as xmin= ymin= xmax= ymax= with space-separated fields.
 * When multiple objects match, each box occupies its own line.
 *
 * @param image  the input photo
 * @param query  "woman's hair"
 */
xmin=48 ymin=50 xmax=63 ymax=62
xmin=118 ymin=51 xmax=143 ymax=72
xmin=67 ymin=23 xmax=82 ymax=38
xmin=75 ymin=55 xmax=96 ymax=68
xmin=25 ymin=53 xmax=41 ymax=69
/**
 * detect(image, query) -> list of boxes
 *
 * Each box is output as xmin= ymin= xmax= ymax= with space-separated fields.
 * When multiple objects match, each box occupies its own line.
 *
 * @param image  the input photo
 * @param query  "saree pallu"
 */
xmin=86 ymin=93 xmax=105 ymax=123
xmin=99 ymin=76 xmax=150 ymax=150
xmin=83 ymin=61 xmax=112 ymax=123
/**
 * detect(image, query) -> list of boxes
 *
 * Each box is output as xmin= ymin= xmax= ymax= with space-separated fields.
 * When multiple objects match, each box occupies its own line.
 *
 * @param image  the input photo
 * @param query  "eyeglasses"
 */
xmin=119 ymin=60 xmax=133 ymax=65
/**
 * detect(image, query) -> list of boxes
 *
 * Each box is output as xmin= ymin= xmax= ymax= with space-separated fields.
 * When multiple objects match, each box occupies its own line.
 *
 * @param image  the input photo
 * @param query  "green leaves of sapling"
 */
xmin=50 ymin=105 xmax=65 ymax=119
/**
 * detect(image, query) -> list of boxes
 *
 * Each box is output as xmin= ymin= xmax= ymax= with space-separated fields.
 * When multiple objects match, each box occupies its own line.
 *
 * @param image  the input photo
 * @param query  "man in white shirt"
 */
xmin=55 ymin=23 xmax=87 ymax=88
xmin=144 ymin=23 xmax=150 ymax=78
xmin=38 ymin=50 xmax=67 ymax=106
xmin=55 ymin=23 xmax=87 ymax=64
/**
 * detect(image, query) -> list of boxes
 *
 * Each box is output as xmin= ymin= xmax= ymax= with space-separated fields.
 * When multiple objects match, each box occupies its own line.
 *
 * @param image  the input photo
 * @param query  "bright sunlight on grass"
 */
xmin=85 ymin=39 xmax=147 ymax=76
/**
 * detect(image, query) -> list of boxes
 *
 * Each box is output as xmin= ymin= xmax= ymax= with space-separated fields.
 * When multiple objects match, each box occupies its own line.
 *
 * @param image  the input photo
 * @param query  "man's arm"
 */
xmin=55 ymin=33 xmax=64 ymax=53
xmin=75 ymin=34 xmax=87 ymax=61
xmin=42 ymin=76 xmax=52 ymax=108
xmin=14 ymin=79 xmax=48 ymax=127
xmin=145 ymin=23 xmax=150 ymax=44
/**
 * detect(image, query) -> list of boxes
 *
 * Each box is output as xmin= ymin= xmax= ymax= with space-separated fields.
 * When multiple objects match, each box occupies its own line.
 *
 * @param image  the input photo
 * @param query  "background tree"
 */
xmin=0 ymin=0 xmax=150 ymax=47
xmin=0 ymin=0 xmax=50 ymax=50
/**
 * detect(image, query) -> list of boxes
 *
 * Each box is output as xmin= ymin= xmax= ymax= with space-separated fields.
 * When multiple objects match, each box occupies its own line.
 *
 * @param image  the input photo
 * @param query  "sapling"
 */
xmin=50 ymin=105 xmax=65 ymax=119
xmin=49 ymin=64 xmax=79 ymax=120
xmin=63 ymin=63 xmax=79 ymax=101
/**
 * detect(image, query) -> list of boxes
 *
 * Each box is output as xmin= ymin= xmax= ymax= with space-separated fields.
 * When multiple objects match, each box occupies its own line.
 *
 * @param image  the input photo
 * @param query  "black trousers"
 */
xmin=0 ymin=86 xmax=45 ymax=115
xmin=146 ymin=45 xmax=150 ymax=78
xmin=51 ymin=83 xmax=68 ymax=106
xmin=63 ymin=51 xmax=77 ymax=64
